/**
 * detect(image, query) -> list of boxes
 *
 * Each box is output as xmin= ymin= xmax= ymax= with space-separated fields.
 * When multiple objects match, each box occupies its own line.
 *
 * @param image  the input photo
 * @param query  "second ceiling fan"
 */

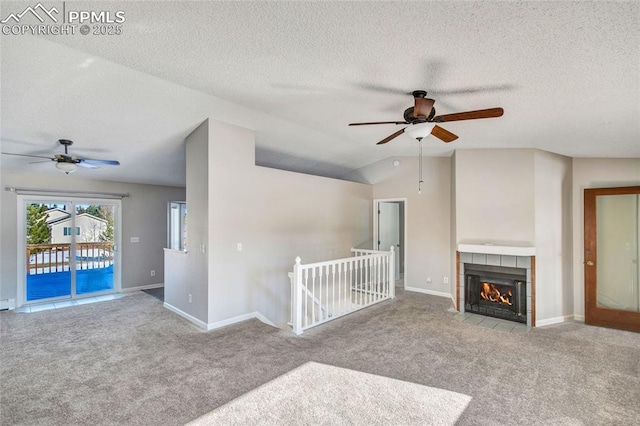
xmin=349 ymin=90 xmax=504 ymax=144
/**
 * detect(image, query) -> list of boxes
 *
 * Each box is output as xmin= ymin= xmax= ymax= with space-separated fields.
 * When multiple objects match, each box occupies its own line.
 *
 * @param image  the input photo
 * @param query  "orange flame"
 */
xmin=480 ymin=282 xmax=513 ymax=306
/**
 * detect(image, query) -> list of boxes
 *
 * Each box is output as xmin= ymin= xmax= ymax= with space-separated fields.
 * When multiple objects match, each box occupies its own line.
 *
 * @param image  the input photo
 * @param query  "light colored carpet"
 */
xmin=188 ymin=361 xmax=471 ymax=425
xmin=1 ymin=289 xmax=639 ymax=425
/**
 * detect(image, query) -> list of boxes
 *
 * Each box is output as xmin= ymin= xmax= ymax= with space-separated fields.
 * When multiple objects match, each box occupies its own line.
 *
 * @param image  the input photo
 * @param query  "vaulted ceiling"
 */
xmin=1 ymin=1 xmax=638 ymax=186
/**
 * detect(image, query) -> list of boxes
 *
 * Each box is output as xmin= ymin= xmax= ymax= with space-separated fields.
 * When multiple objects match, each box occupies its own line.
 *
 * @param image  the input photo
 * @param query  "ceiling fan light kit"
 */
xmin=55 ymin=162 xmax=77 ymax=174
xmin=405 ymin=122 xmax=435 ymax=140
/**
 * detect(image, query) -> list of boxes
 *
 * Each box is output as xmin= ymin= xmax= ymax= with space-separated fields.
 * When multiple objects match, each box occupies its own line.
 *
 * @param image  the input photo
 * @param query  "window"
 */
xmin=168 ymin=201 xmax=187 ymax=251
xmin=63 ymin=226 xmax=80 ymax=236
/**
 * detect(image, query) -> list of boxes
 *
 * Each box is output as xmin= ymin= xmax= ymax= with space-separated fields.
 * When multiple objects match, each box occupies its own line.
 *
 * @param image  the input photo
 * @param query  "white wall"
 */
xmin=534 ymin=150 xmax=573 ymax=323
xmin=453 ymin=149 xmax=576 ymax=324
xmin=571 ymin=158 xmax=640 ymax=319
xmin=1 ymin=172 xmax=185 ymax=301
xmin=455 ymin=149 xmax=536 ymax=246
xmin=207 ymin=120 xmax=372 ymax=327
xmin=164 ymin=120 xmax=210 ymax=323
xmin=450 ymin=151 xmax=457 ymax=301
xmin=165 ymin=119 xmax=373 ymax=328
xmin=346 ymin=155 xmax=452 ymax=295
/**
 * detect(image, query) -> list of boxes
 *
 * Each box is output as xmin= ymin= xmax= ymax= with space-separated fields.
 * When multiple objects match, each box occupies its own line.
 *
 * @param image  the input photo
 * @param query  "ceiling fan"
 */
xmin=1 ymin=139 xmax=120 ymax=174
xmin=349 ymin=90 xmax=504 ymax=144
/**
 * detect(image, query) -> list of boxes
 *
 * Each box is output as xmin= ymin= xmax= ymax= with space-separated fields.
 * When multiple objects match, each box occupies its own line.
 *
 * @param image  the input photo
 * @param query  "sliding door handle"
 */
xmin=586 ymin=260 xmax=595 ymax=267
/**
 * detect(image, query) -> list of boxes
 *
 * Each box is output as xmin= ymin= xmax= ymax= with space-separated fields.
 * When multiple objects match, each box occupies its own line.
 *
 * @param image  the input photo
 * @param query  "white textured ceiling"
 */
xmin=1 ymin=1 xmax=639 ymax=186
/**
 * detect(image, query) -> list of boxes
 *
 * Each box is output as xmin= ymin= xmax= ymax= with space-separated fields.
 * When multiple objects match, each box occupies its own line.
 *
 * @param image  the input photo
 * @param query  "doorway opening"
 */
xmin=373 ymin=198 xmax=407 ymax=290
xmin=18 ymin=196 xmax=121 ymax=306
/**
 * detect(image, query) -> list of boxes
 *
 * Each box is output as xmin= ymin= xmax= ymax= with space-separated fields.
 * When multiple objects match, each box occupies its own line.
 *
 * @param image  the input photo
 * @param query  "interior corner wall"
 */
xmin=0 ymin=172 xmax=185 ymax=302
xmin=206 ymin=120 xmax=373 ymax=328
xmin=571 ymin=158 xmax=640 ymax=320
xmin=533 ymin=150 xmax=573 ymax=323
xmin=164 ymin=119 xmax=209 ymax=323
xmin=450 ymin=151 xmax=457 ymax=301
xmin=352 ymin=155 xmax=452 ymax=295
xmin=455 ymin=149 xmax=536 ymax=245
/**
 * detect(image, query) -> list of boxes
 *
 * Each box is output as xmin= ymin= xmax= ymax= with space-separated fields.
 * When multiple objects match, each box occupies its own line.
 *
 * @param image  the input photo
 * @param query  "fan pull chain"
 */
xmin=418 ymin=138 xmax=424 ymax=194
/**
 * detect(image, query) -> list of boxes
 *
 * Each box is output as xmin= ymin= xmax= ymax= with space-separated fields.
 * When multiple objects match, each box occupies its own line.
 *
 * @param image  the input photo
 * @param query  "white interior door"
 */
xmin=378 ymin=202 xmax=400 ymax=280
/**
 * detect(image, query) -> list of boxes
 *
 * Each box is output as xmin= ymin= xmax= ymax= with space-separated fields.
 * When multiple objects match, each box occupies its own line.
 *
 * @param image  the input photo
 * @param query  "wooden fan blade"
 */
xmin=433 ymin=107 xmax=504 ymax=122
xmin=376 ymin=128 xmax=406 ymax=145
xmin=414 ymin=97 xmax=435 ymax=118
xmin=431 ymin=125 xmax=458 ymax=143
xmin=430 ymin=84 xmax=515 ymax=96
xmin=349 ymin=121 xmax=408 ymax=126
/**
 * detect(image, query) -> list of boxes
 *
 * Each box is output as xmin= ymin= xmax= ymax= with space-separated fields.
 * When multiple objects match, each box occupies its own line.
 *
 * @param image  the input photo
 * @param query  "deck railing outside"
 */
xmin=27 ymin=242 xmax=114 ymax=274
xmin=289 ymin=247 xmax=395 ymax=335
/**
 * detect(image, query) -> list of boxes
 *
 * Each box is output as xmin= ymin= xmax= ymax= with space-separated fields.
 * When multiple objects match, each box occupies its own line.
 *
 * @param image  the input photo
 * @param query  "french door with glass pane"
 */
xmin=23 ymin=198 xmax=120 ymax=303
xmin=584 ymin=186 xmax=640 ymax=332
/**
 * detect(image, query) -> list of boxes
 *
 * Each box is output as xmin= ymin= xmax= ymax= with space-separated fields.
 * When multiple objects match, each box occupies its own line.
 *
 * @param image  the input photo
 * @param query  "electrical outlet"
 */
xmin=188 ymin=294 xmax=192 ymax=303
xmin=150 ymin=270 xmax=156 ymax=277
xmin=426 ymin=277 xmax=432 ymax=284
xmin=200 ymin=243 xmax=206 ymax=253
xmin=443 ymin=276 xmax=449 ymax=284
xmin=130 ymin=237 xmax=140 ymax=243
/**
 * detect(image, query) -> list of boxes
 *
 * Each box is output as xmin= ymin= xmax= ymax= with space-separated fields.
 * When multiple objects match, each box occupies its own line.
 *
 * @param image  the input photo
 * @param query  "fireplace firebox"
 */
xmin=465 ymin=264 xmax=527 ymax=324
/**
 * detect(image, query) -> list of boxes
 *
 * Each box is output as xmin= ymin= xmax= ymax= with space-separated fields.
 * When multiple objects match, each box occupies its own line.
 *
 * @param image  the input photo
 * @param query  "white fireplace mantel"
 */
xmin=457 ymin=243 xmax=535 ymax=257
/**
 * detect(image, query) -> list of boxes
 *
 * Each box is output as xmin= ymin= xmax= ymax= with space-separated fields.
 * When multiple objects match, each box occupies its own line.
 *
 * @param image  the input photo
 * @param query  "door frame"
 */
xmin=373 ymin=198 xmax=407 ymax=289
xmin=17 ymin=195 xmax=122 ymax=307
xmin=584 ymin=186 xmax=640 ymax=332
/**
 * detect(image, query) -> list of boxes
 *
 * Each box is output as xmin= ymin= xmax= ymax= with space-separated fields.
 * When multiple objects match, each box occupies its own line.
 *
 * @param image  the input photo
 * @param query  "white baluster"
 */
xmin=311 ymin=267 xmax=316 ymax=324
xmin=332 ymin=263 xmax=336 ymax=317
xmin=378 ymin=255 xmax=382 ymax=299
xmin=292 ymin=257 xmax=303 ymax=335
xmin=349 ymin=259 xmax=354 ymax=309
xmin=368 ymin=256 xmax=372 ymax=304
xmin=319 ymin=266 xmax=323 ymax=321
xmin=375 ymin=255 xmax=380 ymax=301
xmin=389 ymin=246 xmax=395 ymax=299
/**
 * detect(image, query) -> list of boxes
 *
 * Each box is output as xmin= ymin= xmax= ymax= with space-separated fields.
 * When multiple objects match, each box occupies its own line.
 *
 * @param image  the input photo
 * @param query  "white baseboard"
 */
xmin=0 ymin=298 xmax=16 ymax=311
xmin=573 ymin=315 xmax=585 ymax=322
xmin=163 ymin=302 xmax=209 ymax=329
xmin=536 ymin=315 xmax=575 ymax=327
xmin=207 ymin=311 xmax=277 ymax=331
xmin=163 ymin=302 xmax=277 ymax=331
xmin=405 ymin=286 xmax=451 ymax=299
xmin=122 ymin=283 xmax=164 ymax=293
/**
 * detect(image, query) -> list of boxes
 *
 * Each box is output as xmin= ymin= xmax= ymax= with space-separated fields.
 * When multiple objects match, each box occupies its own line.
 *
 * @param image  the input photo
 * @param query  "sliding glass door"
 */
xmin=23 ymin=198 xmax=119 ymax=303
xmin=75 ymin=203 xmax=116 ymax=295
xmin=25 ymin=200 xmax=73 ymax=301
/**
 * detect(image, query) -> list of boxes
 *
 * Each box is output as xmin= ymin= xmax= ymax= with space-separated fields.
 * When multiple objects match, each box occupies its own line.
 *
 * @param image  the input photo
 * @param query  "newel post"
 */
xmin=389 ymin=246 xmax=395 ymax=299
xmin=292 ymin=256 xmax=304 ymax=335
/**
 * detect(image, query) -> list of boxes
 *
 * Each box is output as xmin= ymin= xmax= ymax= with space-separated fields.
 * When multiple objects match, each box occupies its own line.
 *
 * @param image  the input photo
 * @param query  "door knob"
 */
xmin=586 ymin=260 xmax=595 ymax=266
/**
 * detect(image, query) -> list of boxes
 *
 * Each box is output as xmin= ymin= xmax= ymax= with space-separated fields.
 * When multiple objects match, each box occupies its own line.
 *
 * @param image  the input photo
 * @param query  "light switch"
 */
xmin=237 ymin=243 xmax=243 ymax=251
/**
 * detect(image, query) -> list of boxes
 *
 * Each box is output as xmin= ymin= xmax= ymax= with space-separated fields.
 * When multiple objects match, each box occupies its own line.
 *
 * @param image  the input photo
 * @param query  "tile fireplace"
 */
xmin=457 ymin=245 xmax=535 ymax=327
xmin=465 ymin=264 xmax=527 ymax=324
